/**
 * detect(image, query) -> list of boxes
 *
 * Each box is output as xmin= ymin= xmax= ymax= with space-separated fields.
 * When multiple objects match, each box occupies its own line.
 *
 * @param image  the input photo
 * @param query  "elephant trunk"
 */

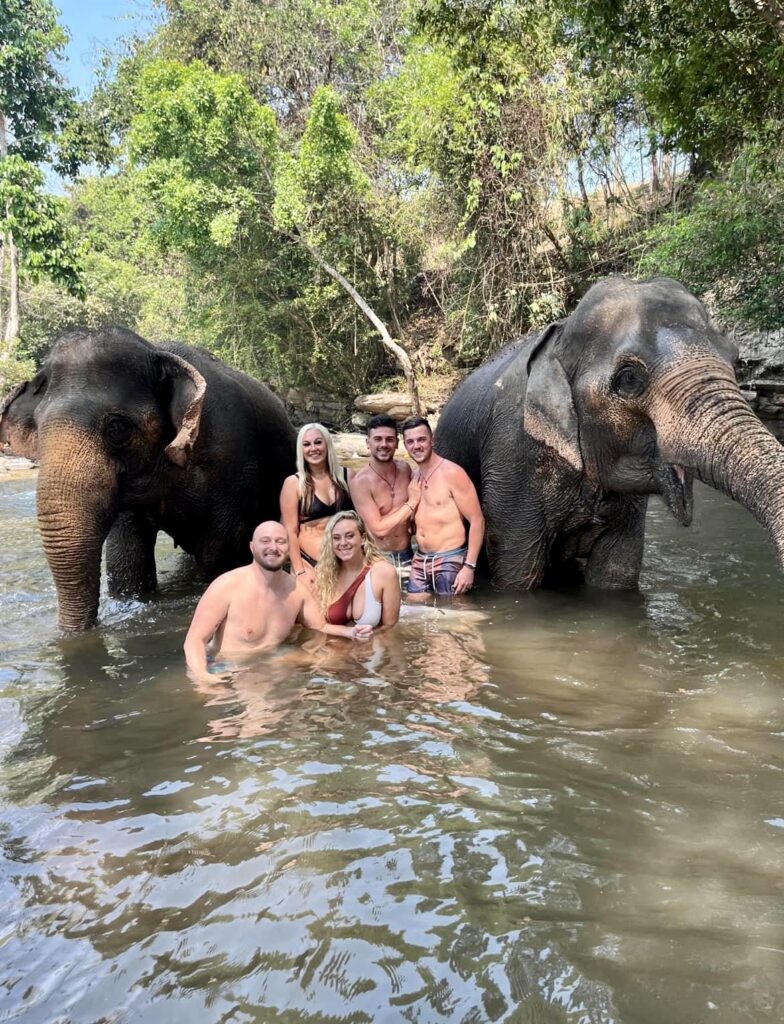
xmin=651 ymin=357 xmax=784 ymax=564
xmin=36 ymin=424 xmax=118 ymax=631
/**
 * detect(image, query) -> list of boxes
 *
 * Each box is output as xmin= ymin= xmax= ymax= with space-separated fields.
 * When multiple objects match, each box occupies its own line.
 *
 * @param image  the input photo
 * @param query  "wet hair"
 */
xmin=401 ymin=416 xmax=432 ymax=436
xmin=315 ymin=511 xmax=384 ymax=610
xmin=295 ymin=422 xmax=348 ymax=506
xmin=366 ymin=414 xmax=398 ymax=436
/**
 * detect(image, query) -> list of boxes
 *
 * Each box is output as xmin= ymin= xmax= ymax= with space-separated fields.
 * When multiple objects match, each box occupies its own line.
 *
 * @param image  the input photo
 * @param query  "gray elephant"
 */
xmin=435 ymin=276 xmax=784 ymax=589
xmin=0 ymin=326 xmax=296 ymax=630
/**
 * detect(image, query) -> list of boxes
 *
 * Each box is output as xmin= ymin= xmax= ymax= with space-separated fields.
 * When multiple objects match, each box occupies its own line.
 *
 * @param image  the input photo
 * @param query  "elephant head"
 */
xmin=524 ymin=277 xmax=784 ymax=565
xmin=0 ymin=327 xmax=206 ymax=631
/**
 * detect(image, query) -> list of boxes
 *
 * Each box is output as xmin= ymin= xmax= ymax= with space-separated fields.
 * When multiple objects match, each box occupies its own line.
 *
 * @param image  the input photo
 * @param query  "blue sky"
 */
xmin=55 ymin=0 xmax=156 ymax=97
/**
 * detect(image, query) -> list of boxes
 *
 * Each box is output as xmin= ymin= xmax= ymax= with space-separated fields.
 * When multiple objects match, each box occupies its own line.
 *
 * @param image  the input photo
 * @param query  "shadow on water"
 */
xmin=0 ymin=476 xmax=783 ymax=1023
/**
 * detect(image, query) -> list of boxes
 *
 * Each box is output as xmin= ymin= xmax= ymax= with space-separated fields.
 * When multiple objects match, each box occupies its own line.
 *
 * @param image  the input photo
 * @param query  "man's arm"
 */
xmin=349 ymin=467 xmax=417 ymax=541
xmin=298 ymin=587 xmax=373 ymax=641
xmin=449 ymin=464 xmax=485 ymax=594
xmin=183 ymin=578 xmax=232 ymax=679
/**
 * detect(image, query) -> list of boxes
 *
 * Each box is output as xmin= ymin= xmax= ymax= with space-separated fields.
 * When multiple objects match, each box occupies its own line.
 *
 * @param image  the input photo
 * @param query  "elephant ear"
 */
xmin=0 ymin=373 xmax=47 ymax=460
xmin=523 ymin=322 xmax=583 ymax=474
xmin=156 ymin=351 xmax=207 ymax=467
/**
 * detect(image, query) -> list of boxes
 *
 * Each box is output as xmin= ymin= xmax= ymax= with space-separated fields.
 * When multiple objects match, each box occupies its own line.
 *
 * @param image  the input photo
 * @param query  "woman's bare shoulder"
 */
xmin=371 ymin=559 xmax=398 ymax=584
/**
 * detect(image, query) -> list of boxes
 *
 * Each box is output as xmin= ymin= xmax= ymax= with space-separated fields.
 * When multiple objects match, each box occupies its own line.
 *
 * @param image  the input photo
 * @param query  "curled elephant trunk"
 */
xmin=651 ymin=357 xmax=784 ymax=565
xmin=36 ymin=424 xmax=118 ymax=631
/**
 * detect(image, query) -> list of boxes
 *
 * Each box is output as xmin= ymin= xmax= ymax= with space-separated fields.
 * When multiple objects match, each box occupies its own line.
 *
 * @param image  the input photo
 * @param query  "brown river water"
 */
xmin=0 ymin=473 xmax=782 ymax=1023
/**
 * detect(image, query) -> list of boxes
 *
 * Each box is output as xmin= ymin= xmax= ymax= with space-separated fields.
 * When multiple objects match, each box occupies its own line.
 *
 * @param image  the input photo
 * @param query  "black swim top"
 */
xmin=298 ymin=467 xmax=353 ymax=524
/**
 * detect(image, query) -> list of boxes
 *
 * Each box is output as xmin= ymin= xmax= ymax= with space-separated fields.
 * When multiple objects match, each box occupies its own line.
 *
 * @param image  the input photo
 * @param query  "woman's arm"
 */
xmin=280 ymin=475 xmax=315 ymax=586
xmin=376 ymin=561 xmax=401 ymax=627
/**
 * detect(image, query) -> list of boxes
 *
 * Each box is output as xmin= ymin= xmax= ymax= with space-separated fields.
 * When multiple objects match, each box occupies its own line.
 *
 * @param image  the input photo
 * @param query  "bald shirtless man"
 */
xmin=401 ymin=417 xmax=485 ymax=597
xmin=349 ymin=414 xmax=420 ymax=581
xmin=184 ymin=521 xmax=365 ymax=681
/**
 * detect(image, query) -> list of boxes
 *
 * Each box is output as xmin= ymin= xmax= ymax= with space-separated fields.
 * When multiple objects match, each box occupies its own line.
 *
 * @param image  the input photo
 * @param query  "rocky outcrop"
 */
xmin=727 ymin=326 xmax=784 ymax=419
xmin=0 ymin=454 xmax=37 ymax=479
xmin=285 ymin=388 xmax=350 ymax=429
xmin=354 ymin=392 xmax=415 ymax=420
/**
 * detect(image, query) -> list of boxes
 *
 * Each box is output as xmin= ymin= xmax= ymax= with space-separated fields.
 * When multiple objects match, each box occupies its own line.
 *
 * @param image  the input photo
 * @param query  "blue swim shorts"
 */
xmin=407 ymin=546 xmax=468 ymax=595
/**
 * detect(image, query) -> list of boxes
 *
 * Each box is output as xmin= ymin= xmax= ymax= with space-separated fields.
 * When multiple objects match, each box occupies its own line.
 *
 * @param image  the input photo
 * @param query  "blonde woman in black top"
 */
xmin=280 ymin=423 xmax=354 ymax=589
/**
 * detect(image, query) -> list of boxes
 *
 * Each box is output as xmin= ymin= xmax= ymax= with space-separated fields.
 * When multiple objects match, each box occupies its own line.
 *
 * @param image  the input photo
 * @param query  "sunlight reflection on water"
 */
xmin=0 ymin=476 xmax=782 ymax=1023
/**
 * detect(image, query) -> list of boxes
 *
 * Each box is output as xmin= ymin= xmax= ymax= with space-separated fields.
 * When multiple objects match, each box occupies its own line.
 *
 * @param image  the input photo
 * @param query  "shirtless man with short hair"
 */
xmin=401 ymin=417 xmax=485 ymax=596
xmin=349 ymin=414 xmax=420 ymax=580
xmin=184 ymin=521 xmax=364 ymax=680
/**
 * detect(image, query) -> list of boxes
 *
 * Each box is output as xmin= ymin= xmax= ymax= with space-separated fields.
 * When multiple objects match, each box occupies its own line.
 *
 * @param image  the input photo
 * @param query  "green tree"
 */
xmin=374 ymin=0 xmax=574 ymax=355
xmin=0 ymin=0 xmax=83 ymax=358
xmin=126 ymin=59 xmax=422 ymax=400
xmin=563 ymin=0 xmax=784 ymax=168
xmin=274 ymin=85 xmax=422 ymax=410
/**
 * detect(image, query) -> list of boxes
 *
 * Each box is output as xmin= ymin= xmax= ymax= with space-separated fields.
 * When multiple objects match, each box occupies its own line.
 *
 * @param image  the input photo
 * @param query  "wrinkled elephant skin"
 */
xmin=435 ymin=276 xmax=784 ymax=590
xmin=0 ymin=327 xmax=296 ymax=630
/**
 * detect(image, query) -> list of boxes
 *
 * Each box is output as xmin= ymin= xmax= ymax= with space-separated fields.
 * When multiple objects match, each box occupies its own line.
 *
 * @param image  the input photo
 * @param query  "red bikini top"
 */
xmin=326 ymin=565 xmax=370 ymax=625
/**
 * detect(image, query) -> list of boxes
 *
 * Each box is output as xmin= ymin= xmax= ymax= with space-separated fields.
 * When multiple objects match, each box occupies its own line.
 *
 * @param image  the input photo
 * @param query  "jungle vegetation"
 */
xmin=2 ymin=0 xmax=784 ymax=402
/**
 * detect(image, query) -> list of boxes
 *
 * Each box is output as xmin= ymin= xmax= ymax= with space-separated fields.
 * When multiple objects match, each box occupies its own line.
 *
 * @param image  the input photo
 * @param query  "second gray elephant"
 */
xmin=435 ymin=276 xmax=784 ymax=589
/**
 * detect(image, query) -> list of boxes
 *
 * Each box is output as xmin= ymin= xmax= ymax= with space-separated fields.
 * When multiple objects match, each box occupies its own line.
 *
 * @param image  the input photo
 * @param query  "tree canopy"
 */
xmin=4 ymin=0 xmax=784 ymax=396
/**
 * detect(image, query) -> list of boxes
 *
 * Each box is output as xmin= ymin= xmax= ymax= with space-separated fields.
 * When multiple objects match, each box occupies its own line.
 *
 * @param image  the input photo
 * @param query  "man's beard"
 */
xmin=257 ymin=556 xmax=286 ymax=571
xmin=373 ymin=449 xmax=395 ymax=462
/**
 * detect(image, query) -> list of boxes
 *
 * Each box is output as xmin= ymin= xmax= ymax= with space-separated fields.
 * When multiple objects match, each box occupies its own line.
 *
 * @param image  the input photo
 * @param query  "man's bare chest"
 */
xmin=226 ymin=591 xmax=297 ymax=643
xmin=368 ymin=473 xmax=407 ymax=512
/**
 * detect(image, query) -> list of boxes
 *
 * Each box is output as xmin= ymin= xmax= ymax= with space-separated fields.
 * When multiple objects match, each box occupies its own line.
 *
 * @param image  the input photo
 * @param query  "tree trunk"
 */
xmin=301 ymin=239 xmax=423 ymax=416
xmin=650 ymin=149 xmax=660 ymax=194
xmin=0 ymin=110 xmax=6 ymax=343
xmin=575 ymin=156 xmax=591 ymax=218
xmin=2 ymin=227 xmax=19 ymax=348
xmin=0 ymin=235 xmax=5 ymax=338
xmin=0 ymin=109 xmax=18 ymax=354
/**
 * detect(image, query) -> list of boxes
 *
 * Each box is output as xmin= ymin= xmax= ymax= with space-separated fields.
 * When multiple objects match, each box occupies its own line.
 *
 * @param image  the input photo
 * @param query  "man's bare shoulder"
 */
xmin=350 ymin=465 xmax=376 ymax=490
xmin=207 ymin=565 xmax=251 ymax=591
xmin=441 ymin=458 xmax=474 ymax=486
xmin=395 ymin=458 xmax=412 ymax=477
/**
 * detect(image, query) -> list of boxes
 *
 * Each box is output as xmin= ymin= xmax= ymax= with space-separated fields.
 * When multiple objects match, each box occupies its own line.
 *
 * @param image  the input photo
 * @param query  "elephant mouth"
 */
xmin=654 ymin=461 xmax=693 ymax=525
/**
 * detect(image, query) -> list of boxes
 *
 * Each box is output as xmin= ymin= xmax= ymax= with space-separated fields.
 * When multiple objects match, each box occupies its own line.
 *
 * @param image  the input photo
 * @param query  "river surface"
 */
xmin=0 ymin=475 xmax=782 ymax=1024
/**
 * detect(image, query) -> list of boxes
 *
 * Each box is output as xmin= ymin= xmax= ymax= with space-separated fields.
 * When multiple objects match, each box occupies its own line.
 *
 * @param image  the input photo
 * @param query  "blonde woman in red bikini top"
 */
xmin=315 ymin=512 xmax=400 ymax=640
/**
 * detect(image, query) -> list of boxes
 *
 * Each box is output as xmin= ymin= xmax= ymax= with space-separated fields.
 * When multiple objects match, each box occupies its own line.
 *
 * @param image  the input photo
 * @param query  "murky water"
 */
xmin=1 ymin=473 xmax=782 ymax=1023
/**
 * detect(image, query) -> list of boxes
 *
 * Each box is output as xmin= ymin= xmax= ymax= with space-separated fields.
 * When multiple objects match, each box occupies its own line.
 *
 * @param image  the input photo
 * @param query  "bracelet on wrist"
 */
xmin=296 ymin=569 xmax=307 ymax=576
xmin=405 ymin=501 xmax=414 ymax=514
xmin=463 ymin=561 xmax=477 ymax=570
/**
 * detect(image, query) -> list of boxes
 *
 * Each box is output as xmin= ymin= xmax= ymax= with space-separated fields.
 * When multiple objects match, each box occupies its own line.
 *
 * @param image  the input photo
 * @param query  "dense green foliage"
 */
xmin=639 ymin=149 xmax=784 ymax=330
xmin=4 ymin=0 xmax=784 ymax=398
xmin=0 ymin=0 xmax=85 ymax=367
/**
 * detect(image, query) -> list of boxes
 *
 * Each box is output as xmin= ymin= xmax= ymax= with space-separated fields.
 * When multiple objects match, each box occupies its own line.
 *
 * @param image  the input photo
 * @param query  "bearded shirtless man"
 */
xmin=349 ymin=414 xmax=420 ymax=581
xmin=401 ymin=417 xmax=485 ymax=596
xmin=184 ymin=521 xmax=365 ymax=681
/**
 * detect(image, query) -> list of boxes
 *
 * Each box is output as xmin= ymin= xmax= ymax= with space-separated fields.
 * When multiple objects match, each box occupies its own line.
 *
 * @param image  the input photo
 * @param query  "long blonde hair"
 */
xmin=315 ymin=511 xmax=384 ymax=610
xmin=296 ymin=422 xmax=349 ymax=510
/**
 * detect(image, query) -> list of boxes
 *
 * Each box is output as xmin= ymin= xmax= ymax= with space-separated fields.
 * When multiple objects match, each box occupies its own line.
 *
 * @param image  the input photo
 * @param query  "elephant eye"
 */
xmin=611 ymin=363 xmax=648 ymax=398
xmin=104 ymin=415 xmax=134 ymax=447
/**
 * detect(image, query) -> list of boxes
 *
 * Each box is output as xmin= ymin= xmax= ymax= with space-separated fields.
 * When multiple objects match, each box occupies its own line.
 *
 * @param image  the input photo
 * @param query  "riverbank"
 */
xmin=0 ymin=455 xmax=37 ymax=481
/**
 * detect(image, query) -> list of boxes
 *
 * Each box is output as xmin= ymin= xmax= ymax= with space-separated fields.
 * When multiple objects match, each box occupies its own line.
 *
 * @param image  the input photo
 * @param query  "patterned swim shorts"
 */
xmin=382 ymin=546 xmax=414 ymax=585
xmin=407 ymin=546 xmax=468 ymax=595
